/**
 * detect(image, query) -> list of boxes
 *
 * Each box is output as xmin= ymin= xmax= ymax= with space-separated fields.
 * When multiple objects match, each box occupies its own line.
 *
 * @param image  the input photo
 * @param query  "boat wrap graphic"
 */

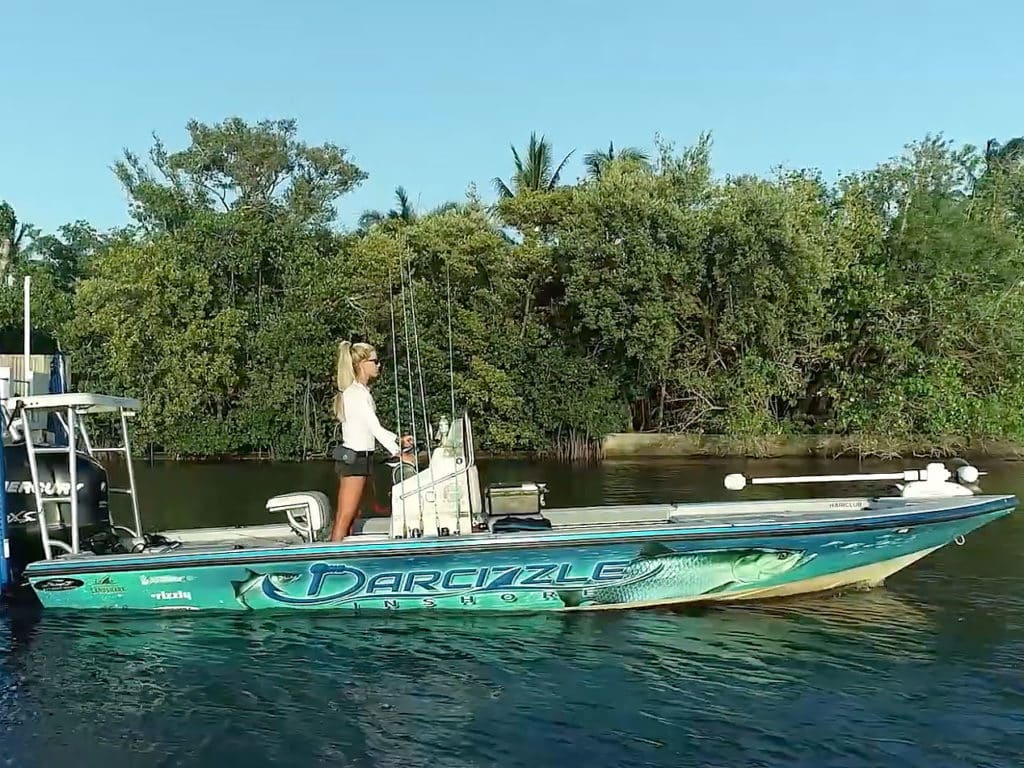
xmin=25 ymin=507 xmax=1011 ymax=611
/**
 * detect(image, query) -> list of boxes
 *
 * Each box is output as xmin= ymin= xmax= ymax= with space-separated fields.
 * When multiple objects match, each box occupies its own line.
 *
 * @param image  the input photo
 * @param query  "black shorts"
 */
xmin=335 ymin=450 xmax=373 ymax=477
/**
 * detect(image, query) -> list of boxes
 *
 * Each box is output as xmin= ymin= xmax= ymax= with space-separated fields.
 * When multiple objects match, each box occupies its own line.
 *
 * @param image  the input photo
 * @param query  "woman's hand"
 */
xmin=399 ymin=434 xmax=415 ymax=465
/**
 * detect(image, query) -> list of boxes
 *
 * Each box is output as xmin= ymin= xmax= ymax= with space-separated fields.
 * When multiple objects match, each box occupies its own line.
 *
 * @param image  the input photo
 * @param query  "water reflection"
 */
xmin=3 ymin=571 xmax=1024 ymax=768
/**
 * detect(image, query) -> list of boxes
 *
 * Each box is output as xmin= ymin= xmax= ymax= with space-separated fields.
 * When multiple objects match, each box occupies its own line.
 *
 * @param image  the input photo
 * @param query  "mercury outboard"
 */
xmin=3 ymin=438 xmax=112 ymax=587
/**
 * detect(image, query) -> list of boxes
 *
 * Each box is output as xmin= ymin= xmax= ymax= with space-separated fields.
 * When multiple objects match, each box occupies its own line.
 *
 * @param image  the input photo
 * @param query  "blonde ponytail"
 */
xmin=332 ymin=340 xmax=376 ymax=422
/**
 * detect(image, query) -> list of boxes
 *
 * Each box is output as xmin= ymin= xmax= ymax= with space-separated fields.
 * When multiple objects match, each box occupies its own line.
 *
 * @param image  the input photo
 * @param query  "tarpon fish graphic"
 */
xmin=230 ymin=568 xmax=302 ymax=608
xmin=558 ymin=543 xmax=810 ymax=608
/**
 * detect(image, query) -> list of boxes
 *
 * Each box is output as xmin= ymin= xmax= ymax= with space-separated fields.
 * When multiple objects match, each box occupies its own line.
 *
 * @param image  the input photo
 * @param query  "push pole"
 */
xmin=1 ymin=277 xmax=17 ymax=591
xmin=23 ymin=276 xmax=30 ymax=396
xmin=0 ymin=424 xmax=9 ymax=593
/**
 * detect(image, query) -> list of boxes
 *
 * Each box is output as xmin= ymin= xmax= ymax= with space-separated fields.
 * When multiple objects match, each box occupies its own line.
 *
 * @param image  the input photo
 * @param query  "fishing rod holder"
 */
xmin=389 ymin=412 xmax=483 ymax=539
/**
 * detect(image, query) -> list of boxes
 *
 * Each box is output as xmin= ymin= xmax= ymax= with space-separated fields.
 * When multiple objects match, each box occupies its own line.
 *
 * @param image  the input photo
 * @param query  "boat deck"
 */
xmin=22 ymin=492 xmax=1014 ymax=574
xmin=158 ymin=496 xmax=879 ymax=552
xmin=131 ymin=493 xmax=1015 ymax=554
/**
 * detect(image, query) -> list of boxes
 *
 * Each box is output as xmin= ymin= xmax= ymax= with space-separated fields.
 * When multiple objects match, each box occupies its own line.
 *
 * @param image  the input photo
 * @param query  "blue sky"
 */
xmin=3 ymin=0 xmax=1022 ymax=235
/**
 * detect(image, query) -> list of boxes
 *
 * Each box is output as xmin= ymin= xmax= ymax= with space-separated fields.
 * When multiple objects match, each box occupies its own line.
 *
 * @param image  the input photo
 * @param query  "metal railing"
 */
xmin=14 ymin=397 xmax=143 ymax=559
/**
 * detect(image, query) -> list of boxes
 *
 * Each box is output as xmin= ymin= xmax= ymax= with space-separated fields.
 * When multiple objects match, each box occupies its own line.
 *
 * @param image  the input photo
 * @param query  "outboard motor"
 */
xmin=3 ymin=441 xmax=111 ymax=584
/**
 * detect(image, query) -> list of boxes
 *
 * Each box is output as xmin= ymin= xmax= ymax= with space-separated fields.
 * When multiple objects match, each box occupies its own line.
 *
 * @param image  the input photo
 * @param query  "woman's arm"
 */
xmin=361 ymin=390 xmax=402 ymax=456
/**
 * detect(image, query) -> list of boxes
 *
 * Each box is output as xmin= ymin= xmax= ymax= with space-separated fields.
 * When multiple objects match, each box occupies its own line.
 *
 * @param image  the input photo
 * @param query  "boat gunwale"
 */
xmin=22 ymin=493 xmax=1017 ymax=578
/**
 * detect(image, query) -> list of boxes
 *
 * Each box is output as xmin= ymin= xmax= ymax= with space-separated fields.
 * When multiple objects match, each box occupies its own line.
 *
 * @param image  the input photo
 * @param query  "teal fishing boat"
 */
xmin=0 ymin=269 xmax=1016 ymax=613
xmin=0 ymin=391 xmax=1015 ymax=613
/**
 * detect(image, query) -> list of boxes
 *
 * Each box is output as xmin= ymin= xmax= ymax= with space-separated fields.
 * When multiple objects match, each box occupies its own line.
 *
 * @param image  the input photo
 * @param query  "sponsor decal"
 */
xmin=151 ymin=590 xmax=192 ymax=601
xmin=89 ymin=576 xmax=126 ymax=595
xmin=237 ymin=561 xmax=629 ymax=608
xmin=827 ymin=501 xmax=865 ymax=510
xmin=6 ymin=510 xmax=37 ymax=525
xmin=5 ymin=480 xmax=84 ymax=496
xmin=140 ymin=574 xmax=191 ymax=585
xmin=34 ymin=577 xmax=84 ymax=592
xmin=232 ymin=544 xmax=812 ymax=610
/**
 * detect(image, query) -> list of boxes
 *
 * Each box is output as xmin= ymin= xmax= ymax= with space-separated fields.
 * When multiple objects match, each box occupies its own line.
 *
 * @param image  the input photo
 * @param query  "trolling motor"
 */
xmin=724 ymin=461 xmax=983 ymax=498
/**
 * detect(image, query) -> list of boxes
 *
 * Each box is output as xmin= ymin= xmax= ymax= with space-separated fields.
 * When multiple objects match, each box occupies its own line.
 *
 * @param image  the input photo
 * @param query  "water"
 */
xmin=3 ymin=455 xmax=1024 ymax=766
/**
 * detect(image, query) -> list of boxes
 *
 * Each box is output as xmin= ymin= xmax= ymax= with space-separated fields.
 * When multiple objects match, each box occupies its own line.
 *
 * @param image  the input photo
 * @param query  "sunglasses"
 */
xmin=367 ymin=358 xmax=383 ymax=366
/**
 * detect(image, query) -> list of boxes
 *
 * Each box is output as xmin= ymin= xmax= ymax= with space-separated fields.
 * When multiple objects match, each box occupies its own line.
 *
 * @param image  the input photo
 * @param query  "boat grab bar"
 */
xmin=396 ymin=463 xmax=474 ymax=500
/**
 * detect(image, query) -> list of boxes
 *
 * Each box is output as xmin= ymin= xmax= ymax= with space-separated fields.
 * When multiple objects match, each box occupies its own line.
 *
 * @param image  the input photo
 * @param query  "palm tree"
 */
xmin=0 ymin=202 xmax=39 ymax=279
xmin=985 ymin=137 xmax=1024 ymax=171
xmin=357 ymin=186 xmax=460 ymax=231
xmin=583 ymin=141 xmax=650 ymax=179
xmin=492 ymin=132 xmax=575 ymax=198
xmin=358 ymin=186 xmax=416 ymax=230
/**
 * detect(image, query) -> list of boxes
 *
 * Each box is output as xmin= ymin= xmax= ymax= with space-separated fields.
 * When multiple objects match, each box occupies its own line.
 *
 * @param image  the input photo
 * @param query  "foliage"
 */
xmin=3 ymin=118 xmax=1024 ymax=458
xmin=492 ymin=132 xmax=575 ymax=199
xmin=583 ymin=141 xmax=651 ymax=179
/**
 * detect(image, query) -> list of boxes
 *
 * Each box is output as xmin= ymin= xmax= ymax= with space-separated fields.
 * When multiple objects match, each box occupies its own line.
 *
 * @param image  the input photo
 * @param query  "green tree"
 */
xmin=67 ymin=118 xmax=371 ymax=457
xmin=114 ymin=117 xmax=368 ymax=231
xmin=8 ymin=115 xmax=1024 ymax=459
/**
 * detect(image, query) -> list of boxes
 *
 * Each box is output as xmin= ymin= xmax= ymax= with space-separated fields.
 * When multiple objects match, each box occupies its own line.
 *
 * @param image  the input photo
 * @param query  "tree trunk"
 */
xmin=657 ymin=381 xmax=666 ymax=431
xmin=520 ymin=292 xmax=532 ymax=339
xmin=0 ymin=237 xmax=11 ymax=280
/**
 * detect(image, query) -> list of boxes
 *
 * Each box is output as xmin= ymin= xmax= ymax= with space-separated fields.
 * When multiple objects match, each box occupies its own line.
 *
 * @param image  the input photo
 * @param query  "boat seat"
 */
xmin=266 ymin=491 xmax=331 ymax=542
xmin=352 ymin=516 xmax=391 ymax=536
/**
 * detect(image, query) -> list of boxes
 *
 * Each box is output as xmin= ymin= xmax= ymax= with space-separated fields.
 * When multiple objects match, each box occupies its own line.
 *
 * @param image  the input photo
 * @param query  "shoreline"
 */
xmin=133 ymin=432 xmax=1024 ymax=463
xmin=600 ymin=433 xmax=1024 ymax=461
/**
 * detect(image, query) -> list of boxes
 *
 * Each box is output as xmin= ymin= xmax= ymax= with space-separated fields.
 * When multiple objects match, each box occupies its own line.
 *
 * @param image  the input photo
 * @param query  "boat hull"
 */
xmin=23 ymin=499 xmax=1013 ymax=613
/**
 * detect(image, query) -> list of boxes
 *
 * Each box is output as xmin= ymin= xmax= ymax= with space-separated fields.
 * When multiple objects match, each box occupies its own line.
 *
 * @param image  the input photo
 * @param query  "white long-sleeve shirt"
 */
xmin=341 ymin=382 xmax=401 ymax=456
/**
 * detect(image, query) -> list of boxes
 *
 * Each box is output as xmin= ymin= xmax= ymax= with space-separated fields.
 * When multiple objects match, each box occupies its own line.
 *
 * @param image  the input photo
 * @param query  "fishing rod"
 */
xmin=404 ymin=241 xmax=452 ymax=535
xmin=443 ymin=253 xmax=464 ymax=534
xmin=403 ymin=241 xmax=432 ymax=444
xmin=397 ymin=253 xmax=427 ymax=536
xmin=387 ymin=265 xmax=408 ymax=538
xmin=445 ymin=258 xmax=456 ymax=423
xmin=386 ymin=239 xmax=468 ymax=537
xmin=399 ymin=246 xmax=467 ymax=536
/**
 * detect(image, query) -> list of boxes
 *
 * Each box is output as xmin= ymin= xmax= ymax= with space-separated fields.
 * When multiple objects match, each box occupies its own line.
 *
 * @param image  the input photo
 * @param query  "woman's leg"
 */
xmin=331 ymin=474 xmax=367 ymax=541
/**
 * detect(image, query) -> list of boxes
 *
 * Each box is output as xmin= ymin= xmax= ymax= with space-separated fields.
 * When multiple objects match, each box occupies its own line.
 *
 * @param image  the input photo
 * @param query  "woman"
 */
xmin=330 ymin=340 xmax=414 ymax=541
